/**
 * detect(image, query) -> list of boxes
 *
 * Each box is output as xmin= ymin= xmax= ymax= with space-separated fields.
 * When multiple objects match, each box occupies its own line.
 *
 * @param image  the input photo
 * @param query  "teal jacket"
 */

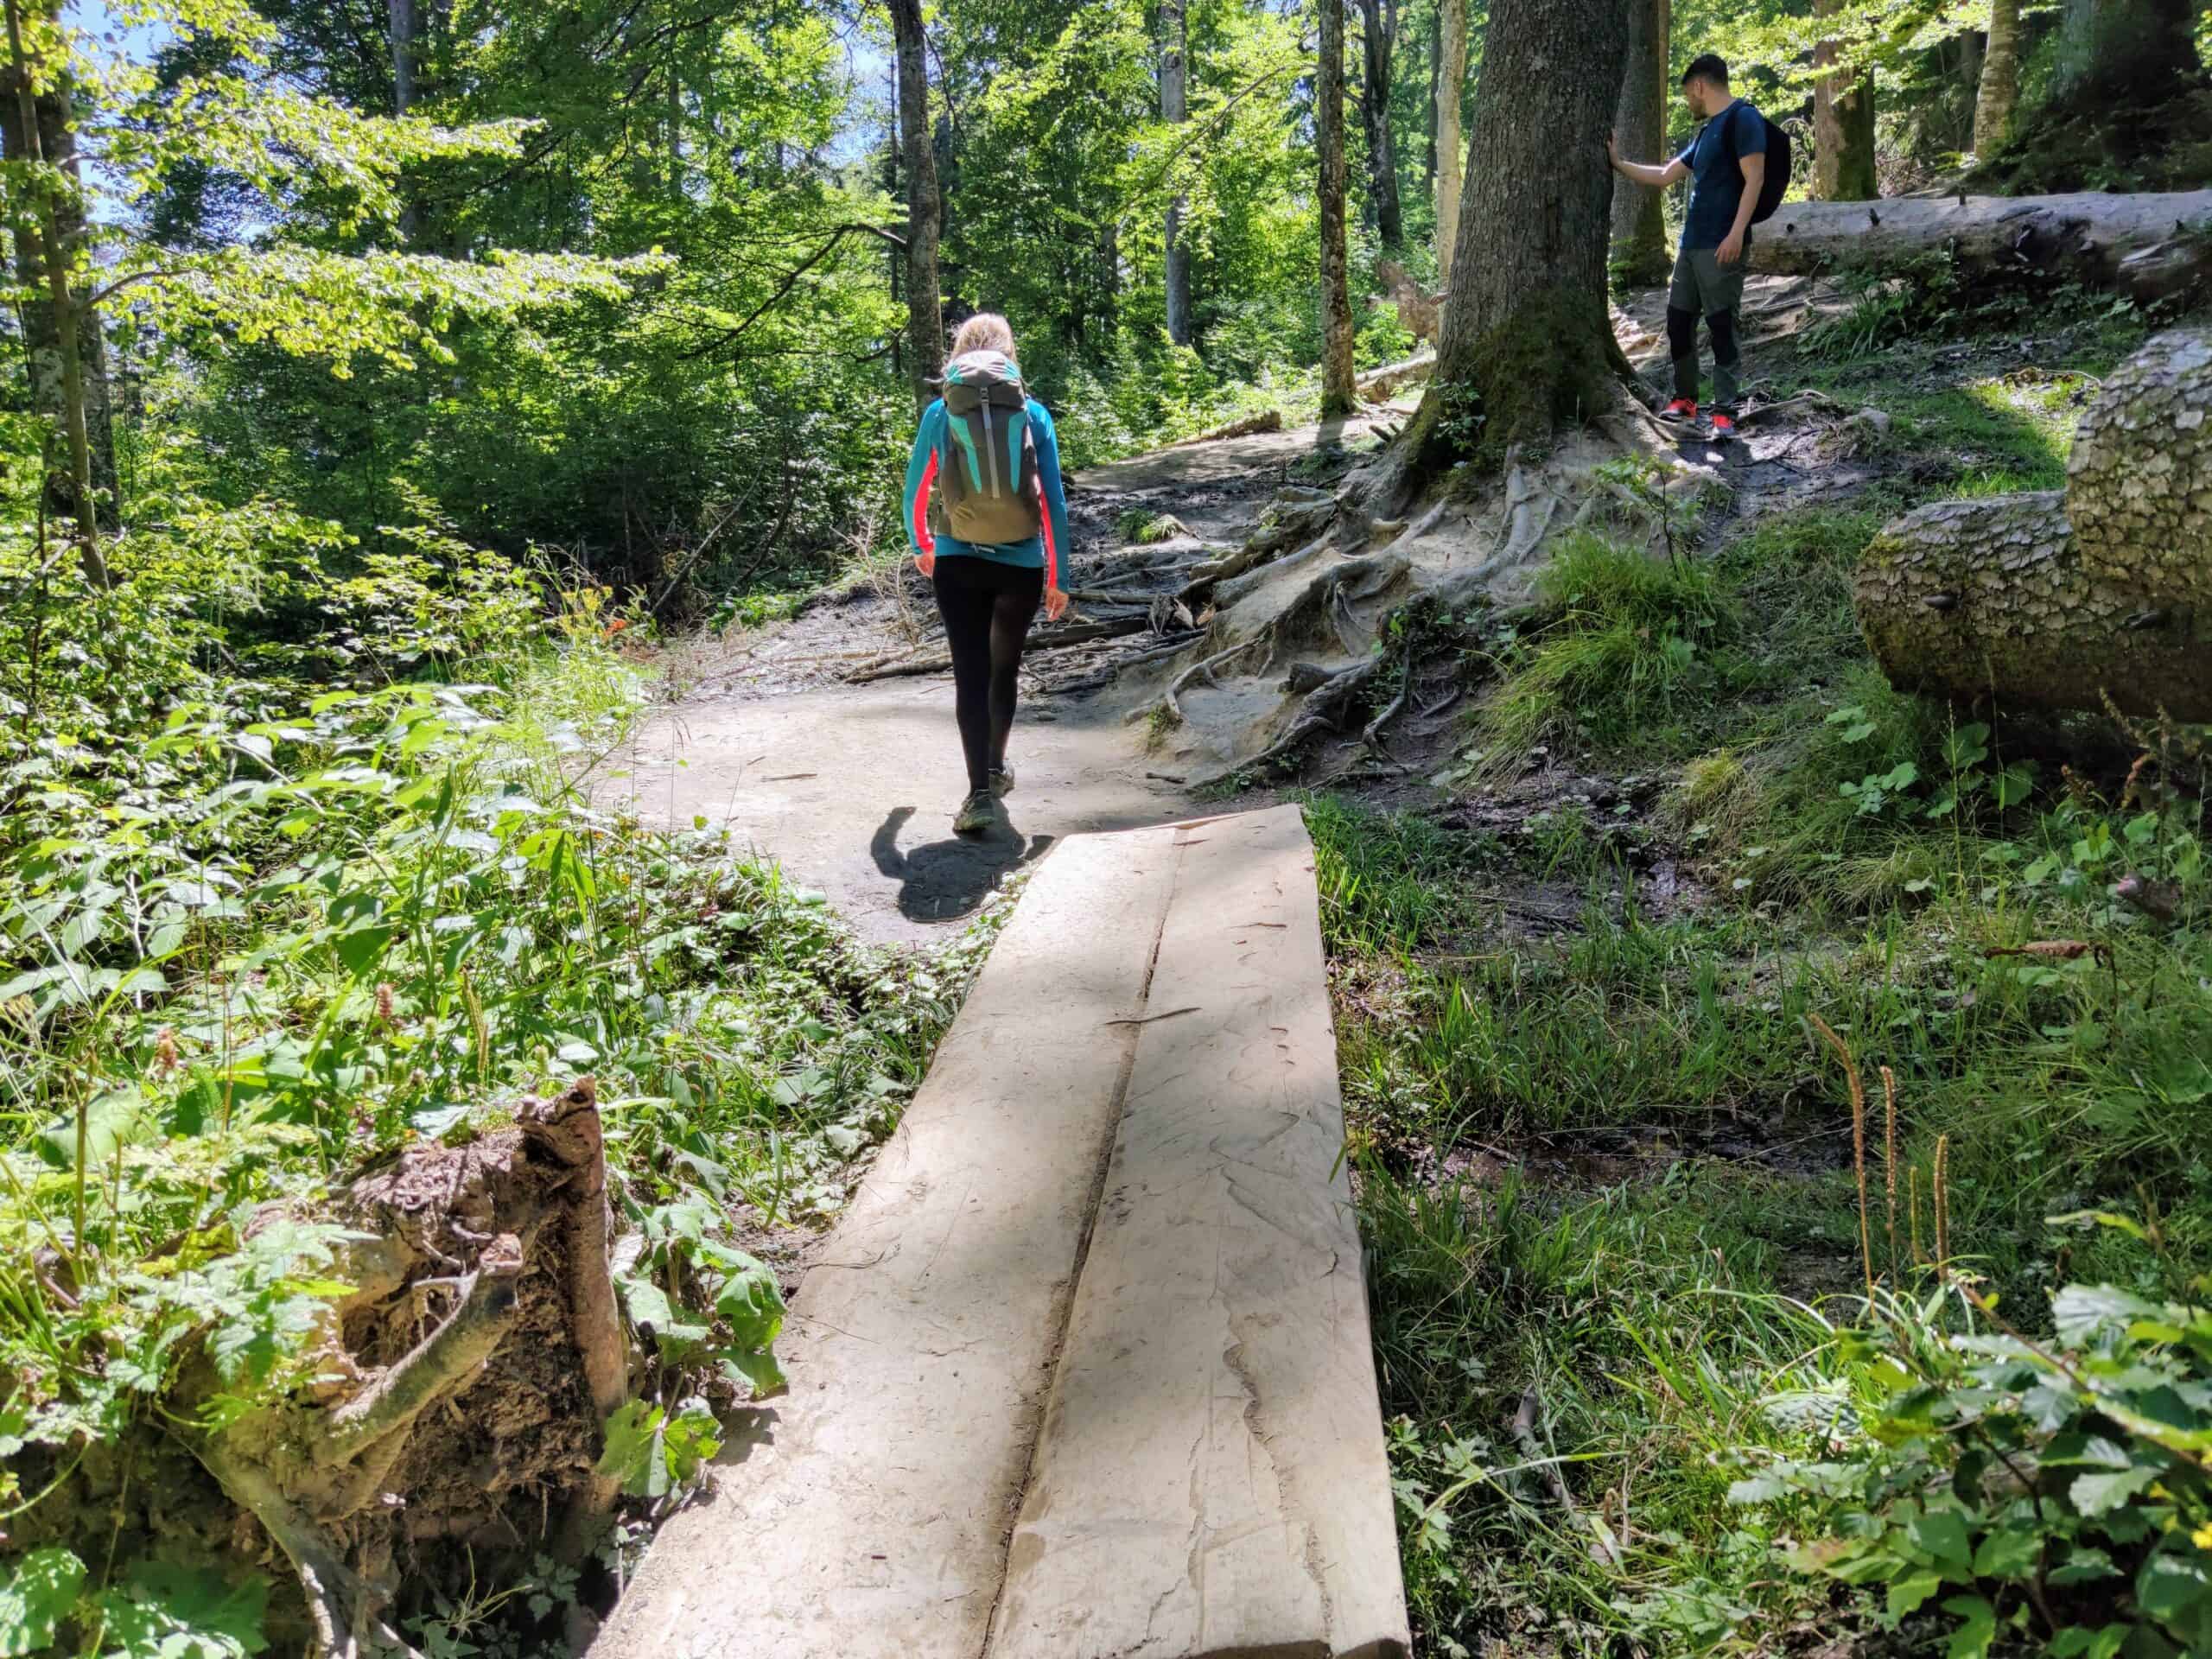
xmin=901 ymin=395 xmax=1072 ymax=588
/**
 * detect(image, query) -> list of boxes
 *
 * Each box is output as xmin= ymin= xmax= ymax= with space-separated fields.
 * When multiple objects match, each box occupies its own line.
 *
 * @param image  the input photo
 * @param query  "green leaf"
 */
xmin=0 ymin=1548 xmax=86 ymax=1657
xmin=2137 ymin=1549 xmax=2212 ymax=1621
xmin=2071 ymin=1462 xmax=2158 ymax=1516
xmin=96 ymin=1563 xmax=269 ymax=1659
xmin=1886 ymin=1569 xmax=1943 ymax=1620
xmin=1940 ymin=1594 xmax=1996 ymax=1659
xmin=1908 ymin=1508 xmax=1974 ymax=1576
xmin=333 ymin=923 xmax=395 ymax=977
xmin=594 ymin=1398 xmax=721 ymax=1498
xmin=2050 ymin=1547 xmax=2121 ymax=1586
xmin=1972 ymin=1526 xmax=2040 ymax=1580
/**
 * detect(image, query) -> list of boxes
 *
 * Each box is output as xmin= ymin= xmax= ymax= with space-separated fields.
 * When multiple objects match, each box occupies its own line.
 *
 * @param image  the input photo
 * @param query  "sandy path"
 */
xmin=602 ymin=681 xmax=1181 ymax=944
xmin=602 ymin=410 xmax=1408 ymax=944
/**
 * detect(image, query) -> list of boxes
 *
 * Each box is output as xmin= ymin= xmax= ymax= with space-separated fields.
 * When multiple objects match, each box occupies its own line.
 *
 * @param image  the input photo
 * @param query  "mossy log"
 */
xmin=1746 ymin=189 xmax=2212 ymax=303
xmin=2066 ymin=326 xmax=2212 ymax=605
xmin=1855 ymin=492 xmax=2212 ymax=720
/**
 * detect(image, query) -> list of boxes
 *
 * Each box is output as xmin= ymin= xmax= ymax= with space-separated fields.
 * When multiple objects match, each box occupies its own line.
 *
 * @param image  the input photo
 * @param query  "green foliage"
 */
xmin=1737 ymin=1283 xmax=2212 ymax=1656
xmin=595 ymin=1397 xmax=724 ymax=1499
xmin=1465 ymin=533 xmax=1732 ymax=772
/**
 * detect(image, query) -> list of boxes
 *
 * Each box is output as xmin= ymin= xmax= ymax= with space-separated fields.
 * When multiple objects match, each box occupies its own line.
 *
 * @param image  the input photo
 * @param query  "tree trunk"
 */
xmin=2 ymin=0 xmax=114 ymax=567
xmin=1382 ymin=0 xmax=1628 ymax=495
xmin=1812 ymin=0 xmax=1878 ymax=202
xmin=2065 ymin=327 xmax=2212 ymax=607
xmin=1423 ymin=3 xmax=1440 ymax=197
xmin=2057 ymin=0 xmax=2198 ymax=102
xmin=389 ymin=0 xmax=419 ymax=242
xmin=1973 ymin=0 xmax=2020 ymax=156
xmin=1855 ymin=494 xmax=2212 ymax=721
xmin=1357 ymin=0 xmax=1403 ymax=250
xmin=1319 ymin=0 xmax=1357 ymax=416
xmin=1161 ymin=0 xmax=1192 ymax=346
xmin=1747 ymin=188 xmax=2212 ymax=306
xmin=890 ymin=0 xmax=943 ymax=409
xmin=1434 ymin=0 xmax=1466 ymax=287
xmin=1608 ymin=0 xmax=1670 ymax=286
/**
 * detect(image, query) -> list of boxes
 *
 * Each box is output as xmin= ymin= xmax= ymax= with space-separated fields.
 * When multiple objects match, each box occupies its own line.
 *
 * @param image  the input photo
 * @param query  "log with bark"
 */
xmin=1855 ymin=325 xmax=2212 ymax=722
xmin=2064 ymin=325 xmax=2212 ymax=605
xmin=1855 ymin=493 xmax=2212 ymax=721
xmin=1747 ymin=189 xmax=2212 ymax=305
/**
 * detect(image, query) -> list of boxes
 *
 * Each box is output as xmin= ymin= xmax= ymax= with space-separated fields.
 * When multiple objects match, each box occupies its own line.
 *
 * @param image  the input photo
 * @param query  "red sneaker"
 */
xmin=1710 ymin=411 xmax=1738 ymax=439
xmin=1662 ymin=398 xmax=1699 ymax=422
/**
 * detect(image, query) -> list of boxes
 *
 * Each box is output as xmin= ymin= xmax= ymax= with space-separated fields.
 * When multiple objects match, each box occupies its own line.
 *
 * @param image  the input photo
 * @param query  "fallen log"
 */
xmin=1747 ymin=189 xmax=2212 ymax=304
xmin=1168 ymin=408 xmax=1284 ymax=446
xmin=2065 ymin=325 xmax=2212 ymax=605
xmin=1356 ymin=349 xmax=1437 ymax=403
xmin=1854 ymin=492 xmax=2212 ymax=721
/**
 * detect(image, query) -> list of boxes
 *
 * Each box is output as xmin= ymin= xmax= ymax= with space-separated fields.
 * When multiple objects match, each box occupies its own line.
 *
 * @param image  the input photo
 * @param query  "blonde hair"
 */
xmin=949 ymin=312 xmax=1016 ymax=359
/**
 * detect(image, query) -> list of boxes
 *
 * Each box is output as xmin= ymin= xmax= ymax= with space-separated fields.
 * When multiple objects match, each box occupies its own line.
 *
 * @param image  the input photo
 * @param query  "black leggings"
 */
xmin=931 ymin=556 xmax=1044 ymax=794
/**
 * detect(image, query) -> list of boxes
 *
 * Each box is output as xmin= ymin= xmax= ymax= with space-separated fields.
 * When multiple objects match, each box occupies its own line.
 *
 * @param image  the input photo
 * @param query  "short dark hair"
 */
xmin=1681 ymin=53 xmax=1729 ymax=87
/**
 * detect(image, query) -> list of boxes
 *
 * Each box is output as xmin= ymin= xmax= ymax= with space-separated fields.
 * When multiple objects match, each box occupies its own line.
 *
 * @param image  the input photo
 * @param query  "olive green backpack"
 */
xmin=932 ymin=349 xmax=1042 ymax=546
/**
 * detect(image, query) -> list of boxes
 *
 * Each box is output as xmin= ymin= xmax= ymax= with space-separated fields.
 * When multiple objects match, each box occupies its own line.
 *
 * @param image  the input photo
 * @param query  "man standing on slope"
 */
xmin=1607 ymin=54 xmax=1768 ymax=440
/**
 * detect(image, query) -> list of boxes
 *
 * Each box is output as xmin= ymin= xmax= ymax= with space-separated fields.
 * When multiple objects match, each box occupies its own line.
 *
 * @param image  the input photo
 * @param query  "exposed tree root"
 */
xmin=167 ymin=1080 xmax=637 ymax=1657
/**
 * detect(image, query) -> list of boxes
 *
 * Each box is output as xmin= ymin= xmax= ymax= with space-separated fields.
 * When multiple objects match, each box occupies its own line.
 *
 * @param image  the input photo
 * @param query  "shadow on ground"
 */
xmin=870 ymin=806 xmax=1054 ymax=925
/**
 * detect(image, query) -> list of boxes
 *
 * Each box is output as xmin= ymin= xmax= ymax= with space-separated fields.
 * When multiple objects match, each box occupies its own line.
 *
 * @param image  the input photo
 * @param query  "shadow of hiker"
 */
xmin=870 ymin=806 xmax=1053 ymax=925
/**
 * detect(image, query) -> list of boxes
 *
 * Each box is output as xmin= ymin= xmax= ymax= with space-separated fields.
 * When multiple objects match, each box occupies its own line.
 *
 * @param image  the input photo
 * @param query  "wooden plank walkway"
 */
xmin=592 ymin=806 xmax=1408 ymax=1659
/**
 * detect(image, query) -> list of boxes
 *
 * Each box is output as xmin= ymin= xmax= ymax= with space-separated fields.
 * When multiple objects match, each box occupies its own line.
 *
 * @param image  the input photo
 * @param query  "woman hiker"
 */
xmin=901 ymin=313 xmax=1073 ymax=836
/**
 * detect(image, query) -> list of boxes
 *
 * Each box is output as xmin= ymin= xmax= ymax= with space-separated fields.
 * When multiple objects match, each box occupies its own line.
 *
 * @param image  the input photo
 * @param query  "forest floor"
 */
xmin=617 ymin=275 xmax=2206 ymax=1656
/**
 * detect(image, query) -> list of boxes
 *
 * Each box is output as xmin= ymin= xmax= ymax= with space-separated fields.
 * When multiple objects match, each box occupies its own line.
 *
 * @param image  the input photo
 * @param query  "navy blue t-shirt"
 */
xmin=1676 ymin=101 xmax=1766 ymax=251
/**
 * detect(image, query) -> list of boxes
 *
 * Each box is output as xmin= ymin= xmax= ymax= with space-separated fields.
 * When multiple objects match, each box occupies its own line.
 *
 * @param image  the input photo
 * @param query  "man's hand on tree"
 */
xmin=1605 ymin=129 xmax=1621 ymax=165
xmin=1717 ymin=229 xmax=1745 ymax=267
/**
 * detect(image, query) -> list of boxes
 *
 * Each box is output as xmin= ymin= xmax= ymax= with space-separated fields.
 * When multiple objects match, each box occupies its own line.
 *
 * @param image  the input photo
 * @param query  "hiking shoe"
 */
xmin=953 ymin=790 xmax=997 ymax=836
xmin=1709 ymin=410 xmax=1738 ymax=440
xmin=1661 ymin=398 xmax=1700 ymax=424
xmin=989 ymin=765 xmax=1015 ymax=798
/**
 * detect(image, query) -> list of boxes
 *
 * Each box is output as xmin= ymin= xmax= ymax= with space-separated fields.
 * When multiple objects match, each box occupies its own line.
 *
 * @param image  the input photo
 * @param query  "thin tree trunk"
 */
xmin=890 ymin=0 xmax=943 ymax=408
xmin=1319 ymin=0 xmax=1357 ymax=416
xmin=1433 ymin=0 xmax=1466 ymax=286
xmin=1161 ymin=0 xmax=1192 ymax=346
xmin=1608 ymin=0 xmax=1669 ymax=285
xmin=1973 ymin=0 xmax=2018 ymax=156
xmin=389 ymin=0 xmax=420 ymax=243
xmin=1812 ymin=0 xmax=1878 ymax=201
xmin=1422 ymin=3 xmax=1439 ymax=197
xmin=1357 ymin=0 xmax=1403 ymax=249
xmin=2 ymin=0 xmax=111 ymax=572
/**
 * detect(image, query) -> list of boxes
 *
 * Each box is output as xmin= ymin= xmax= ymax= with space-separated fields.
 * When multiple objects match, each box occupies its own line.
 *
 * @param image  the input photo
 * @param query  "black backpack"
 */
xmin=1717 ymin=102 xmax=1789 ymax=225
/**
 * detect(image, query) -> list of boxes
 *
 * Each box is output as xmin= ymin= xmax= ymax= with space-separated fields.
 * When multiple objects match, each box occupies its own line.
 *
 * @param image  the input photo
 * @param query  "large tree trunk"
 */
xmin=890 ymin=0 xmax=943 ymax=410
xmin=1381 ymin=0 xmax=1628 ymax=498
xmin=1972 ymin=0 xmax=2020 ymax=157
xmin=1161 ymin=0 xmax=1192 ymax=346
xmin=2056 ymin=0 xmax=2198 ymax=102
xmin=1857 ymin=327 xmax=2212 ymax=721
xmin=1319 ymin=0 xmax=1357 ymax=416
xmin=1608 ymin=0 xmax=1670 ymax=286
xmin=1812 ymin=0 xmax=1878 ymax=204
xmin=1855 ymin=494 xmax=2212 ymax=721
xmin=1 ymin=0 xmax=116 ymax=566
xmin=1433 ymin=0 xmax=1467 ymax=287
xmin=1357 ymin=0 xmax=1403 ymax=250
xmin=1747 ymin=189 xmax=2212 ymax=306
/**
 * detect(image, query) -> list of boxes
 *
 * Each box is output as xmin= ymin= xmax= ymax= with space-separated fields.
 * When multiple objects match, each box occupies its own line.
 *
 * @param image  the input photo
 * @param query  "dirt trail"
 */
xmin=607 ymin=290 xmax=1862 ymax=946
xmin=605 ymin=410 xmax=1408 ymax=944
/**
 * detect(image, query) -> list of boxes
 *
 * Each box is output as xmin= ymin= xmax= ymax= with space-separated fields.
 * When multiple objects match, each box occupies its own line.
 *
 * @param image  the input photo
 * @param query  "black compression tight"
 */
xmin=931 ymin=556 xmax=1044 ymax=794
